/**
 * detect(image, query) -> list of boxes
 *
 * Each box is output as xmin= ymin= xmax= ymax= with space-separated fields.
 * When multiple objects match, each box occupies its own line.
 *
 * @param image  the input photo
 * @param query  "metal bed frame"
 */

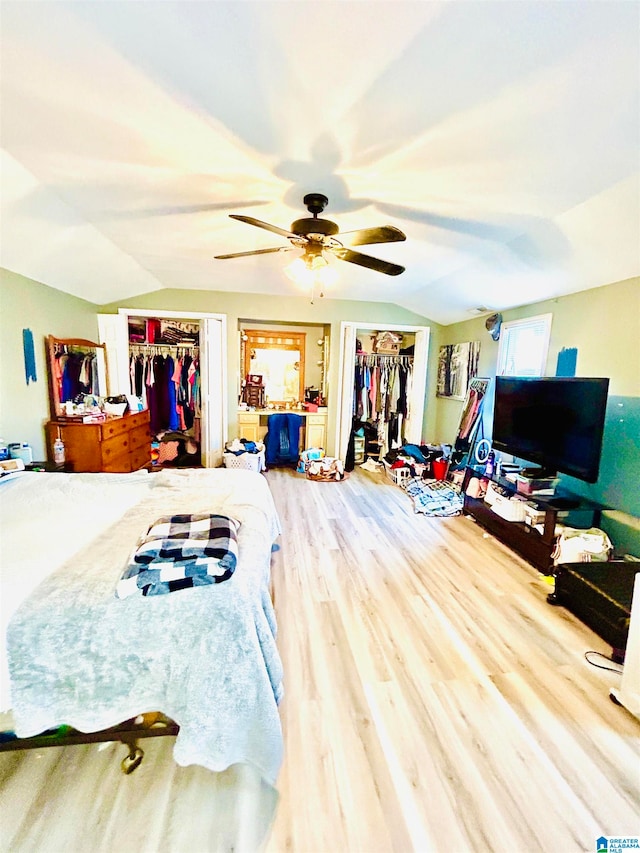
xmin=0 ymin=713 xmax=179 ymax=773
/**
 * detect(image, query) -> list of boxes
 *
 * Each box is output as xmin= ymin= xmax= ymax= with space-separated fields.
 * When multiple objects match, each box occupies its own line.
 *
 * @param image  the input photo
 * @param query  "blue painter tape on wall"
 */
xmin=556 ymin=347 xmax=577 ymax=377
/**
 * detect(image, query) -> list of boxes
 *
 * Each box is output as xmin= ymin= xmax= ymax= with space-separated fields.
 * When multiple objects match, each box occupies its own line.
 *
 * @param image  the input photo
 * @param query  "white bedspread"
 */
xmin=1 ymin=468 xmax=284 ymax=784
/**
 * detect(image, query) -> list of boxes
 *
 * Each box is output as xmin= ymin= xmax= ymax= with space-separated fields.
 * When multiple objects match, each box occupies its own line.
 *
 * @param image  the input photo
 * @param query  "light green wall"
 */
xmin=431 ymin=277 xmax=640 ymax=446
xmin=99 ymin=289 xmax=439 ymax=452
xmin=4 ymin=270 xmax=636 ymax=480
xmin=0 ymin=268 xmax=100 ymax=459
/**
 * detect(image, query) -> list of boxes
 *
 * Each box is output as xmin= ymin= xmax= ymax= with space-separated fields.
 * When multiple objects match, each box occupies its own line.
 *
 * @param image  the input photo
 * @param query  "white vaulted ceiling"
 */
xmin=1 ymin=1 xmax=638 ymax=324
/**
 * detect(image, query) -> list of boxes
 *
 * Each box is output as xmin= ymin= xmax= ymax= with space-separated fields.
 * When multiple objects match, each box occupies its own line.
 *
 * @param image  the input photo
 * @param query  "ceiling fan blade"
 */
xmin=337 ymin=225 xmax=406 ymax=247
xmin=114 ymin=200 xmax=269 ymax=219
xmin=214 ymin=246 xmax=293 ymax=260
xmin=229 ymin=214 xmax=299 ymax=240
xmin=331 ymin=247 xmax=405 ymax=276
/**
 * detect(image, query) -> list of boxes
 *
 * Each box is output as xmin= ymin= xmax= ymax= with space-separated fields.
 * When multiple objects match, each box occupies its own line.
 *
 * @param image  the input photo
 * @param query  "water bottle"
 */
xmin=53 ymin=434 xmax=65 ymax=465
xmin=484 ymin=450 xmax=495 ymax=478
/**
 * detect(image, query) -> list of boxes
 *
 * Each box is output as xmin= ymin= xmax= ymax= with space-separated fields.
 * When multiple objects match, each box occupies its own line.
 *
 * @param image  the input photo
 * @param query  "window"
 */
xmin=497 ymin=314 xmax=552 ymax=377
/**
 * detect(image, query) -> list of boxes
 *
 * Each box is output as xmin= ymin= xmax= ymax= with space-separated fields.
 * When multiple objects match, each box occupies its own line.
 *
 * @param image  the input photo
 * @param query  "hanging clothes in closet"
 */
xmin=353 ymin=353 xmax=413 ymax=456
xmin=129 ymin=346 xmax=201 ymax=437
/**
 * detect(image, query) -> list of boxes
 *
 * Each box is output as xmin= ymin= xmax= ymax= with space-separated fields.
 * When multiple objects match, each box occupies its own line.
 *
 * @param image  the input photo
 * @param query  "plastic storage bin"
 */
xmin=9 ymin=443 xmax=33 ymax=465
xmin=490 ymin=494 xmax=528 ymax=522
xmin=384 ymin=463 xmax=413 ymax=487
xmin=223 ymin=450 xmax=265 ymax=472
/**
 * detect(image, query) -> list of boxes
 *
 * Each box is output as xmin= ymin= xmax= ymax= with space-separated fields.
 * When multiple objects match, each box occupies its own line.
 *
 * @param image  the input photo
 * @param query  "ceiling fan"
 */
xmin=214 ymin=193 xmax=406 ymax=276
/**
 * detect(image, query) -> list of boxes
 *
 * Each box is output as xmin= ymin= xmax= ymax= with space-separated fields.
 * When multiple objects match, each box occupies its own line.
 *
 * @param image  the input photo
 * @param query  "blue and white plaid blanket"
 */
xmin=403 ymin=477 xmax=463 ymax=516
xmin=116 ymin=513 xmax=240 ymax=598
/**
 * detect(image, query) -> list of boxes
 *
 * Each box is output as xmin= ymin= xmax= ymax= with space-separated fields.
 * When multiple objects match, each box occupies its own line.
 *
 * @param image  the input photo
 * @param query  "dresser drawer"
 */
xmin=130 ymin=445 xmax=151 ymax=471
xmin=127 ymin=411 xmax=150 ymax=431
xmin=238 ymin=413 xmax=260 ymax=425
xmin=307 ymin=414 xmax=326 ymax=425
xmin=102 ymin=453 xmax=132 ymax=473
xmin=100 ymin=418 xmax=130 ymax=441
xmin=101 ymin=434 xmax=129 ymax=465
xmin=129 ymin=424 xmax=151 ymax=452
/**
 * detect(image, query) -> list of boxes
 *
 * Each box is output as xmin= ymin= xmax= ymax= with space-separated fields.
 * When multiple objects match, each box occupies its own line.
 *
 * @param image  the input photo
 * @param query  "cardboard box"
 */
xmin=524 ymin=503 xmax=546 ymax=526
xmin=373 ymin=331 xmax=403 ymax=354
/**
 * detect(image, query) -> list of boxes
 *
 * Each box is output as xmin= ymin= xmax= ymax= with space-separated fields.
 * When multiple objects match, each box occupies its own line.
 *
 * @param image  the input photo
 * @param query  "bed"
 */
xmin=0 ymin=467 xmax=283 ymax=784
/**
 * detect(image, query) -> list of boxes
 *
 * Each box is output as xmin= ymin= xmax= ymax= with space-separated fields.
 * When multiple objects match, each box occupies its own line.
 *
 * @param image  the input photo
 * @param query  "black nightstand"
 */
xmin=548 ymin=560 xmax=637 ymax=653
xmin=25 ymin=461 xmax=67 ymax=472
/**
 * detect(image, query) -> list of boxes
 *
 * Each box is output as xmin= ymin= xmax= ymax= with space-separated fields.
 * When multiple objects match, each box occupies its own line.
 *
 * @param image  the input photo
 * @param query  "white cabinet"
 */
xmin=306 ymin=414 xmax=326 ymax=450
xmin=236 ymin=411 xmax=326 ymax=452
xmin=237 ymin=412 xmax=263 ymax=444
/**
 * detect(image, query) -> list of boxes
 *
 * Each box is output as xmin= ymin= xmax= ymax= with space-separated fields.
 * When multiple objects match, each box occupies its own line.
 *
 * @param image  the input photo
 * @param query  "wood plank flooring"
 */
xmin=1 ymin=467 xmax=638 ymax=852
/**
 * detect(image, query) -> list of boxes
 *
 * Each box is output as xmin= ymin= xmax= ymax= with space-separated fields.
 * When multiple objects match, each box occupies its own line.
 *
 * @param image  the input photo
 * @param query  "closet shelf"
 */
xmin=355 ymin=353 xmax=413 ymax=365
xmin=129 ymin=342 xmax=199 ymax=351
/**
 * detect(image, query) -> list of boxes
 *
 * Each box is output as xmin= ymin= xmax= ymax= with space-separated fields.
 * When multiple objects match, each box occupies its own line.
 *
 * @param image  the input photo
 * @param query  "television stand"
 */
xmin=521 ymin=467 xmax=557 ymax=479
xmin=546 ymin=496 xmax=581 ymax=510
xmin=461 ymin=466 xmax=605 ymax=573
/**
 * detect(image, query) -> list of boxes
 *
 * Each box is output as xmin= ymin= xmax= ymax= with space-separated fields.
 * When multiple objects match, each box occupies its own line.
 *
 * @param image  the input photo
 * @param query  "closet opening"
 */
xmin=336 ymin=322 xmax=430 ymax=466
xmin=236 ymin=320 xmax=330 ymax=464
xmin=98 ymin=310 xmax=227 ymax=468
xmin=128 ymin=317 xmax=202 ymax=469
xmin=352 ymin=330 xmax=416 ymax=463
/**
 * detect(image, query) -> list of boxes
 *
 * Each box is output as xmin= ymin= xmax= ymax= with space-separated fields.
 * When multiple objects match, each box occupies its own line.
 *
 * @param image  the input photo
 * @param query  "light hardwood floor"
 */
xmin=1 ymin=467 xmax=638 ymax=852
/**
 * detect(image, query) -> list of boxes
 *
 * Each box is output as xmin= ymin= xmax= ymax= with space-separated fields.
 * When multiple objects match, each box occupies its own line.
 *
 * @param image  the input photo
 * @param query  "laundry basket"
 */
xmin=223 ymin=450 xmax=265 ymax=472
xmin=385 ymin=463 xmax=412 ymax=487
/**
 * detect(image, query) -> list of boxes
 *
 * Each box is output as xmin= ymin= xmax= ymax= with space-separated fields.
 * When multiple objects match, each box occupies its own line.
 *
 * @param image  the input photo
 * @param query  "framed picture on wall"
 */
xmin=436 ymin=341 xmax=480 ymax=400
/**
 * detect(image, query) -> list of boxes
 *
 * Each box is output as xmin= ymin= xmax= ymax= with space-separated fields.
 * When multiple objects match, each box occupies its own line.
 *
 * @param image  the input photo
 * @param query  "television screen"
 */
xmin=492 ymin=376 xmax=610 ymax=483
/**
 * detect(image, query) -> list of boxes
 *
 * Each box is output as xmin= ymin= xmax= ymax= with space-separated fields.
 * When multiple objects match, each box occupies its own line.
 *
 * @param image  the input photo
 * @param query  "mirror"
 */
xmin=242 ymin=330 xmax=305 ymax=406
xmin=47 ymin=335 xmax=108 ymax=418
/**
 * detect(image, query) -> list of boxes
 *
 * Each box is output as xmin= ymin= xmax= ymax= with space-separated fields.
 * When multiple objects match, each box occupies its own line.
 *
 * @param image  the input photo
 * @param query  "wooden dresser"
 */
xmin=45 ymin=411 xmax=151 ymax=473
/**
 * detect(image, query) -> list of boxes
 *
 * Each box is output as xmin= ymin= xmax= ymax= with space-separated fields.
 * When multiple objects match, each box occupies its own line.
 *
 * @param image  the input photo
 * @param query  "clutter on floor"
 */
xmin=297 ymin=447 xmax=325 ymax=473
xmin=403 ymin=478 xmax=464 ymax=516
xmin=223 ymin=438 xmax=266 ymax=472
xmin=305 ymin=457 xmax=346 ymax=482
xmin=374 ymin=442 xmax=453 ymax=483
xmin=153 ymin=430 xmax=201 ymax=468
xmin=293 ymin=447 xmax=346 ymax=481
xmin=360 ymin=458 xmax=384 ymax=473
xmin=378 ymin=441 xmax=464 ymax=516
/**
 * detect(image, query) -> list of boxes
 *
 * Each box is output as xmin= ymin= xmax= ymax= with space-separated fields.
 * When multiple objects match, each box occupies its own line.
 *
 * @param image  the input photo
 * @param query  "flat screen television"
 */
xmin=492 ymin=376 xmax=610 ymax=483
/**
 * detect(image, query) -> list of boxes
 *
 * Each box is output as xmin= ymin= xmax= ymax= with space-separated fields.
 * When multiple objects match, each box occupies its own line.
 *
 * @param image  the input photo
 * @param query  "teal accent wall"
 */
xmin=557 ymin=396 xmax=640 ymax=557
xmin=557 ymin=396 xmax=640 ymax=517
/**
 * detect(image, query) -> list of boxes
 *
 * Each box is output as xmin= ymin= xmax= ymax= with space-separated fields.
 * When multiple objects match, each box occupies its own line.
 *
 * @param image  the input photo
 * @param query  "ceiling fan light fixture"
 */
xmin=284 ymin=256 xmax=313 ymax=288
xmin=314 ymin=259 xmax=338 ymax=288
xmin=285 ymin=252 xmax=338 ymax=291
